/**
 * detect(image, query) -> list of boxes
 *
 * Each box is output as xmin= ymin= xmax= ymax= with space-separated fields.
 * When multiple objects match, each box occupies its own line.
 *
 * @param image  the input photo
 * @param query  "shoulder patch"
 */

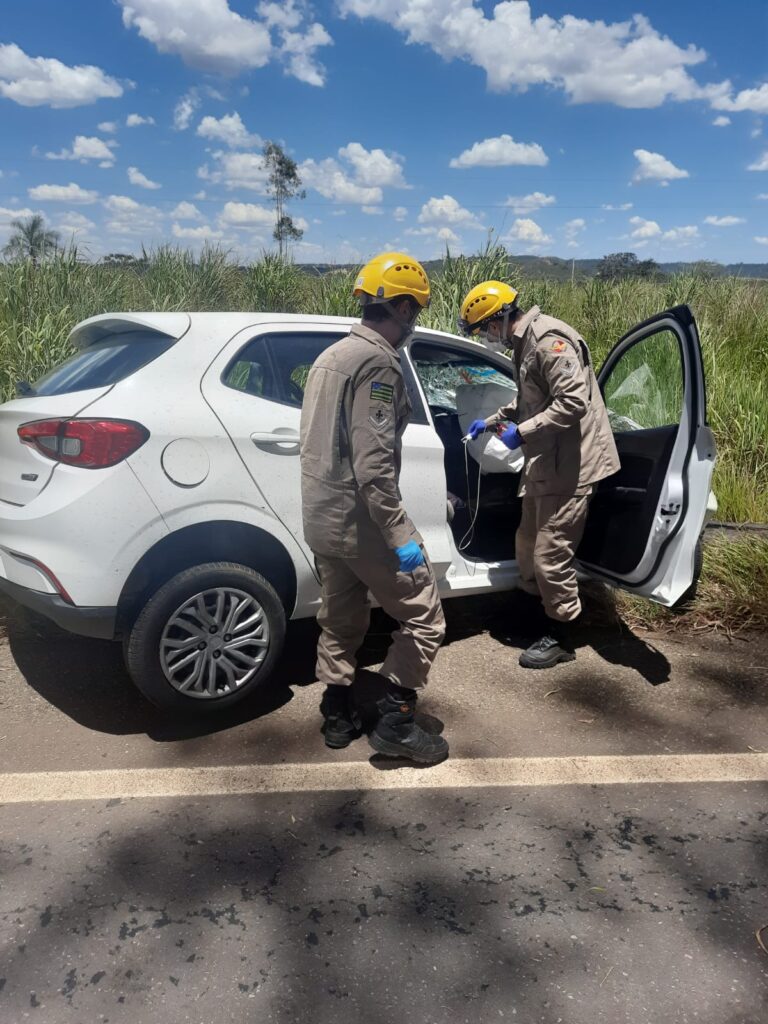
xmin=370 ymin=380 xmax=394 ymax=404
xmin=551 ymin=340 xmax=568 ymax=354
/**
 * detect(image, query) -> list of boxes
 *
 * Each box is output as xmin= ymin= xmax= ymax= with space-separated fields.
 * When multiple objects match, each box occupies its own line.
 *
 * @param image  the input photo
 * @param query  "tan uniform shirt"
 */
xmin=300 ymin=323 xmax=420 ymax=558
xmin=486 ymin=306 xmax=620 ymax=496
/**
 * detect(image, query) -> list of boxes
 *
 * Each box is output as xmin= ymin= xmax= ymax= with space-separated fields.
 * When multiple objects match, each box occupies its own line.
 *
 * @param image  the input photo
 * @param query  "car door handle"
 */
xmin=250 ymin=430 xmax=301 ymax=452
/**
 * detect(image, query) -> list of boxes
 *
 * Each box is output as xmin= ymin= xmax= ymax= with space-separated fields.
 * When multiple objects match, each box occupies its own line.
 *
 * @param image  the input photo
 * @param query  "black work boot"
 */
xmin=518 ymin=619 xmax=576 ymax=670
xmin=369 ymin=686 xmax=449 ymax=765
xmin=320 ymin=685 xmax=362 ymax=749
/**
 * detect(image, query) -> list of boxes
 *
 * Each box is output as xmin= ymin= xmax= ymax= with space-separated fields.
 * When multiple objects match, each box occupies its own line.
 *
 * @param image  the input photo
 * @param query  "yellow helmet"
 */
xmin=458 ymin=280 xmax=519 ymax=335
xmin=353 ymin=251 xmax=430 ymax=308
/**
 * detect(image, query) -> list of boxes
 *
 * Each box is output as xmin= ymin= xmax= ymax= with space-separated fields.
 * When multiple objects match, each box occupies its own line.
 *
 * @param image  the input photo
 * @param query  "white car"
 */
xmin=0 ymin=306 xmax=716 ymax=713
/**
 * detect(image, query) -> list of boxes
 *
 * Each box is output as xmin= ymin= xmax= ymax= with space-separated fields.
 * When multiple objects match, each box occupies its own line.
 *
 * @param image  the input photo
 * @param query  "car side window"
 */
xmin=222 ymin=332 xmax=344 ymax=406
xmin=267 ymin=332 xmax=344 ymax=407
xmin=410 ymin=342 xmax=517 ymax=414
xmin=222 ymin=339 xmax=277 ymax=398
xmin=602 ymin=328 xmax=684 ymax=432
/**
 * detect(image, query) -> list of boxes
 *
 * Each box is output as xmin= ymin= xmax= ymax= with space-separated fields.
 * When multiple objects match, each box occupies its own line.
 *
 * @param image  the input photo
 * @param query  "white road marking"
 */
xmin=0 ymin=753 xmax=767 ymax=804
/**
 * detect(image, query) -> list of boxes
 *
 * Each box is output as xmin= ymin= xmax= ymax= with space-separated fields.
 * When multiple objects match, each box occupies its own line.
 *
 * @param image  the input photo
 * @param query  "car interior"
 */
xmin=411 ymin=326 xmax=686 ymax=576
xmin=409 ymin=343 xmax=522 ymax=561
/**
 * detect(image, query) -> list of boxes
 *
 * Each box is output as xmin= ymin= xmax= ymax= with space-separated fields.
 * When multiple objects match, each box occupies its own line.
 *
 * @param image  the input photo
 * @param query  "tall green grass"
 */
xmin=1 ymin=246 xmax=766 ymax=523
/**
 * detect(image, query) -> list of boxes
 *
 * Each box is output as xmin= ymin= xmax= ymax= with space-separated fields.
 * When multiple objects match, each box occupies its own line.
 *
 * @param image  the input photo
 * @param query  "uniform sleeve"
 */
xmin=517 ymin=337 xmax=589 ymax=442
xmin=484 ymin=396 xmax=518 ymax=428
xmin=349 ymin=364 xmax=413 ymax=549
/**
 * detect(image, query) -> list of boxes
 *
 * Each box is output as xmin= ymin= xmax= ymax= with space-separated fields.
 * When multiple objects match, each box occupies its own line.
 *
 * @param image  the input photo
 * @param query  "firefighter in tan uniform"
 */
xmin=300 ymin=252 xmax=448 ymax=764
xmin=459 ymin=281 xmax=620 ymax=669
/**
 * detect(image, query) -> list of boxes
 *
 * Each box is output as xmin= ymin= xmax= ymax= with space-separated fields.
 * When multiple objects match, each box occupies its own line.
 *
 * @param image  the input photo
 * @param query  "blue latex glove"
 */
xmin=500 ymin=423 xmax=522 ymax=450
xmin=467 ymin=419 xmax=487 ymax=440
xmin=395 ymin=540 xmax=425 ymax=572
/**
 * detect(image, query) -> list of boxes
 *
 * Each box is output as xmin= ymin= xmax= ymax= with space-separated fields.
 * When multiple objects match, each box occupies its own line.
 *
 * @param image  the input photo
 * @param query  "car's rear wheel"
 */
xmin=124 ymin=562 xmax=286 ymax=711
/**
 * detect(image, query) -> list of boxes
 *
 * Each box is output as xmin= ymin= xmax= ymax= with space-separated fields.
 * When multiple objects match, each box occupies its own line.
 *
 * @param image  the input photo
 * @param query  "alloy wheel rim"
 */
xmin=160 ymin=587 xmax=270 ymax=699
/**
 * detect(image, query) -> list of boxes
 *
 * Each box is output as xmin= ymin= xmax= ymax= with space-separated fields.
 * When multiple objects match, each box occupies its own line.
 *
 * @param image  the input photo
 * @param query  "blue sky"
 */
xmin=1 ymin=0 xmax=767 ymax=263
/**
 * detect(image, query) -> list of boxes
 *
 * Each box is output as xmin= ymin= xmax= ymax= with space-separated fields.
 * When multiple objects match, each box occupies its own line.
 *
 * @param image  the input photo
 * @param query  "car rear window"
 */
xmin=30 ymin=331 xmax=177 ymax=397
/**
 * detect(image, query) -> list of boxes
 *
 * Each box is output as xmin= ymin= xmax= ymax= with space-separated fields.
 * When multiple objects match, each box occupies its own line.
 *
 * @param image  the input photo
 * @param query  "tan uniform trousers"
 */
xmin=516 ymin=488 xmax=593 ymax=623
xmin=314 ymin=543 xmax=445 ymax=691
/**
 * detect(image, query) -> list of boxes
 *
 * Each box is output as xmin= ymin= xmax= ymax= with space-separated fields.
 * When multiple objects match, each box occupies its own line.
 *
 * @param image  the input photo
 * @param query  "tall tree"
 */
xmin=596 ymin=252 xmax=659 ymax=280
xmin=263 ymin=141 xmax=305 ymax=260
xmin=3 ymin=214 xmax=60 ymax=265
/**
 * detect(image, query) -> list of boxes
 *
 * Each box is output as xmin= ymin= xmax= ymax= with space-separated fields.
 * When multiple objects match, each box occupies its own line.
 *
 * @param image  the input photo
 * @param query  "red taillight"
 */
xmin=18 ymin=419 xmax=149 ymax=468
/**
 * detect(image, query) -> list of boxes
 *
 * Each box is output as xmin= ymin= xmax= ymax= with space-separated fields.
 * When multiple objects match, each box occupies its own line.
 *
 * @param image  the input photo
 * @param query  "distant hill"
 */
xmin=301 ymin=257 xmax=768 ymax=281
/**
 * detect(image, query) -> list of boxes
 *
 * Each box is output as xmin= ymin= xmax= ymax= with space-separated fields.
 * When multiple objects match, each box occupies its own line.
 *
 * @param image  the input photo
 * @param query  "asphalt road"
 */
xmin=0 ymin=591 xmax=766 ymax=1023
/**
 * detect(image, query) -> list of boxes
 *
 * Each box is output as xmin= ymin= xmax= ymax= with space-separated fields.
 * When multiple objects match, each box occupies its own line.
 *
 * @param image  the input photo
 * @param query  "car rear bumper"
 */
xmin=0 ymin=576 xmax=116 ymax=640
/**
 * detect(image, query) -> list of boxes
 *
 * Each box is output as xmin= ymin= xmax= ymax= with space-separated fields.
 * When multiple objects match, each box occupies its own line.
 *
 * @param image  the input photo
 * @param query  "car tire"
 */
xmin=670 ymin=536 xmax=704 ymax=613
xmin=124 ymin=561 xmax=286 ymax=712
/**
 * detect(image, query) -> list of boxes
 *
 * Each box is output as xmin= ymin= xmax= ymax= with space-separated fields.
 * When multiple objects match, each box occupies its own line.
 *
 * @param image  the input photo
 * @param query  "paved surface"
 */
xmin=0 ymin=592 xmax=767 ymax=1023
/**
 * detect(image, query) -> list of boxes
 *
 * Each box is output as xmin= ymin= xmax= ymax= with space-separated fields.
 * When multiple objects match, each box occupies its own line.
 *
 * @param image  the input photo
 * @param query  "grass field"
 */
xmin=1 ymin=245 xmax=767 ymax=633
xmin=2 ymin=245 xmax=766 ymax=526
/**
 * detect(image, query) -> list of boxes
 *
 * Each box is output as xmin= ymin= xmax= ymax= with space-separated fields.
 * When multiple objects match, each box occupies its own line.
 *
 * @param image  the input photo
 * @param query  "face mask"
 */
xmin=480 ymin=310 xmax=511 ymax=354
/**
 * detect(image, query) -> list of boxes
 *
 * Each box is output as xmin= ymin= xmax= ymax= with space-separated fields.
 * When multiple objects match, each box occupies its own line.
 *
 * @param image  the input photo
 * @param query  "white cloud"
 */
xmin=450 ymin=134 xmax=547 ymax=169
xmin=127 ymin=166 xmax=161 ymax=190
xmin=630 ymin=216 xmax=662 ymax=239
xmin=275 ymin=11 xmax=333 ymax=88
xmin=704 ymin=215 xmax=745 ymax=227
xmin=300 ymin=158 xmax=381 ymax=205
xmin=172 ymin=222 xmax=223 ymax=240
xmin=712 ymin=115 xmax=731 ymax=127
xmin=362 ymin=205 xmax=383 ymax=215
xmin=120 ymin=0 xmax=272 ymax=74
xmin=758 ymin=194 xmax=768 ymax=200
xmin=98 ymin=121 xmax=118 ymax=133
xmin=197 ymin=112 xmax=261 ymax=149
xmin=662 ymin=225 xmax=699 ymax=243
xmin=505 ymin=218 xmax=552 ymax=248
xmin=505 ymin=191 xmax=555 ymax=215
xmin=119 ymin=0 xmax=331 ymax=84
xmin=103 ymin=194 xmax=162 ymax=236
xmin=0 ymin=42 xmax=123 ymax=108
xmin=336 ymin=2 xmax=737 ymax=110
xmin=755 ymin=236 xmax=768 ymax=245
xmin=712 ymin=83 xmax=768 ymax=115
xmin=748 ymin=152 xmax=768 ymax=171
xmin=257 ymin=1 xmax=303 ymax=30
xmin=632 ymin=148 xmax=689 ymax=185
xmin=56 ymin=211 xmax=96 ymax=237
xmin=126 ymin=113 xmax=155 ymax=127
xmin=174 ymin=90 xmax=200 ymax=131
xmin=171 ymin=201 xmax=202 ymax=220
xmin=219 ymin=201 xmax=274 ymax=227
xmin=338 ymin=142 xmax=408 ymax=188
xmin=418 ymin=195 xmax=482 ymax=228
xmin=405 ymin=225 xmax=461 ymax=247
xmin=298 ymin=143 xmax=409 ymax=206
xmin=45 ymin=135 xmax=117 ymax=165
xmin=393 ymin=206 xmax=408 ymax=222
xmin=0 ymin=206 xmax=36 ymax=224
xmin=199 ymin=151 xmax=269 ymax=192
xmin=602 ymin=202 xmax=633 ymax=211
xmin=28 ymin=182 xmax=99 ymax=204
xmin=565 ymin=218 xmax=586 ymax=241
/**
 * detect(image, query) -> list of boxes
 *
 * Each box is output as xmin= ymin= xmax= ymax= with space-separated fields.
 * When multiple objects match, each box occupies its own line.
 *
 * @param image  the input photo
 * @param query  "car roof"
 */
xmin=69 ymin=311 xmax=474 ymax=349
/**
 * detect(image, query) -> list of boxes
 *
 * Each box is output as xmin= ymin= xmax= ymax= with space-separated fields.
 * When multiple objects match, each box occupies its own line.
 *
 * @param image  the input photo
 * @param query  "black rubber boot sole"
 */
xmin=323 ymin=729 xmax=356 ymax=749
xmin=321 ymin=719 xmax=362 ymax=749
xmin=368 ymin=730 xmax=449 ymax=765
xmin=518 ymin=649 xmax=576 ymax=670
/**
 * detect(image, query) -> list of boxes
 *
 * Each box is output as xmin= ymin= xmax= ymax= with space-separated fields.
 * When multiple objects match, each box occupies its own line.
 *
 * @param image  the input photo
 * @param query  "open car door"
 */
xmin=577 ymin=304 xmax=716 ymax=606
